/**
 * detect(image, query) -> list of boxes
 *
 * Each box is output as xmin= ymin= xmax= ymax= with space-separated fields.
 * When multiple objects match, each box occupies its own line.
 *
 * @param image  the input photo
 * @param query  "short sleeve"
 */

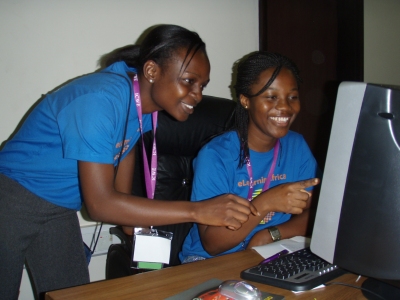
xmin=191 ymin=144 xmax=232 ymax=202
xmin=57 ymin=92 xmax=119 ymax=164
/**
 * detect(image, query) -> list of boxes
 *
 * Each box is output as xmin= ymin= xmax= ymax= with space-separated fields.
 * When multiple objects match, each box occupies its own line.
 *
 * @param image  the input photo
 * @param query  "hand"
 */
xmin=255 ymin=178 xmax=319 ymax=215
xmin=195 ymin=194 xmax=259 ymax=231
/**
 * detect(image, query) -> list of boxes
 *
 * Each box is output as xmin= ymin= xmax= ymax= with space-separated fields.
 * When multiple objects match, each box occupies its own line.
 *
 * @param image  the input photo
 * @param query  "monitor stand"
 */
xmin=362 ymin=278 xmax=400 ymax=300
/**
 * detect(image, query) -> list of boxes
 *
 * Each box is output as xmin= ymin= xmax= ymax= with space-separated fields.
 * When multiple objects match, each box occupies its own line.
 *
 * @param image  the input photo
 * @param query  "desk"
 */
xmin=45 ymin=249 xmax=367 ymax=299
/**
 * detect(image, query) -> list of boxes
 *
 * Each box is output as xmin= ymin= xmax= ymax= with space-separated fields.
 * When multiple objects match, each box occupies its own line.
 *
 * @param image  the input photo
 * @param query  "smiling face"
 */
xmin=146 ymin=47 xmax=210 ymax=122
xmin=240 ymin=67 xmax=300 ymax=152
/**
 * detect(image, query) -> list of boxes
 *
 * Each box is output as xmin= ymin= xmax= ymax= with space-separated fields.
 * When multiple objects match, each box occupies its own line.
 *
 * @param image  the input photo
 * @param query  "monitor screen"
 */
xmin=310 ymin=81 xmax=400 ymax=299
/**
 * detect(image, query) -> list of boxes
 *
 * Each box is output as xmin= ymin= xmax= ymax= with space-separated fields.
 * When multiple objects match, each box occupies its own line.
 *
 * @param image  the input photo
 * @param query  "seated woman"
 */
xmin=179 ymin=51 xmax=320 ymax=263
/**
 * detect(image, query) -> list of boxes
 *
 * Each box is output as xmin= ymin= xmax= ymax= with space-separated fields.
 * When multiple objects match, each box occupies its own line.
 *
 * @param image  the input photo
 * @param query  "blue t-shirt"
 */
xmin=179 ymin=130 xmax=319 ymax=261
xmin=0 ymin=62 xmax=152 ymax=210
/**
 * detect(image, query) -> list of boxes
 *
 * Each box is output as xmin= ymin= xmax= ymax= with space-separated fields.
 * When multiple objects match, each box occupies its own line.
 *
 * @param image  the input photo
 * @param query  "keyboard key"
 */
xmin=240 ymin=247 xmax=346 ymax=291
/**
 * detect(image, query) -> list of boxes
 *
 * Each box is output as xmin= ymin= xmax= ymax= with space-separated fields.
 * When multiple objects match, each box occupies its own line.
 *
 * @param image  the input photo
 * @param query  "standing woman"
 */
xmin=0 ymin=24 xmax=256 ymax=299
xmin=180 ymin=51 xmax=319 ymax=263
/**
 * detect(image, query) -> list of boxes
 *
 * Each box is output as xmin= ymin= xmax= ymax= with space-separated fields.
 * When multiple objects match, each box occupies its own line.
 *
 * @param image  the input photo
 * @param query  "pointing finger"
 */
xmin=298 ymin=178 xmax=319 ymax=189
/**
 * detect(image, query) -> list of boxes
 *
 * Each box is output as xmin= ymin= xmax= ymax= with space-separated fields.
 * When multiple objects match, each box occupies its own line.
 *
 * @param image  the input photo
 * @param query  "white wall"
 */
xmin=0 ymin=0 xmax=258 ymax=144
xmin=364 ymin=0 xmax=400 ymax=86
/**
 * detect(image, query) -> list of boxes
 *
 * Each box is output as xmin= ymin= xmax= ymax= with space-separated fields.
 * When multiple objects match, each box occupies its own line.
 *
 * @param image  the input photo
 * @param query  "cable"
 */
xmin=90 ymin=222 xmax=103 ymax=255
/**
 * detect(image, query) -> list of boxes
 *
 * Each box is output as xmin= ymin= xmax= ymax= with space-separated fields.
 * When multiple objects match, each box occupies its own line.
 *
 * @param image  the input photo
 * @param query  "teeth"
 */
xmin=183 ymin=103 xmax=193 ymax=109
xmin=270 ymin=117 xmax=290 ymax=122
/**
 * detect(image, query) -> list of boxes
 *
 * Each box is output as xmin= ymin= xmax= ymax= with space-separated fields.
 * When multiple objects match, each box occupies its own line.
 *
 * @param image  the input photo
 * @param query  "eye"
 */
xmin=265 ymin=95 xmax=277 ymax=101
xmin=288 ymin=95 xmax=299 ymax=101
xmin=200 ymin=83 xmax=208 ymax=91
xmin=183 ymin=78 xmax=195 ymax=85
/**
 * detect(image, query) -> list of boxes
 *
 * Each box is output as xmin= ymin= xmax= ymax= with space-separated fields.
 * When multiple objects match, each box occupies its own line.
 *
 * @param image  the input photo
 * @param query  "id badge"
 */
xmin=131 ymin=227 xmax=173 ymax=270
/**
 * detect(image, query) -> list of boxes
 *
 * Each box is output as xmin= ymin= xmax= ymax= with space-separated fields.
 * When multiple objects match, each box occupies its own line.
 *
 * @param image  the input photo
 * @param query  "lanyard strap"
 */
xmin=132 ymin=74 xmax=158 ymax=199
xmin=246 ymin=140 xmax=280 ymax=201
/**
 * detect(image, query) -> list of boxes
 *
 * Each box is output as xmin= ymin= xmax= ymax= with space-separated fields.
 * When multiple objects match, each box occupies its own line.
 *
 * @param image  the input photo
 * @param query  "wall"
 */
xmin=0 ymin=0 xmax=258 ymax=144
xmin=364 ymin=0 xmax=400 ymax=86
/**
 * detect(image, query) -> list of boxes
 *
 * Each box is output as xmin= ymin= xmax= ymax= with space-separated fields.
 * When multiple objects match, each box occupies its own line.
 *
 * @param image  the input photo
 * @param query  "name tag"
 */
xmin=132 ymin=228 xmax=173 ymax=270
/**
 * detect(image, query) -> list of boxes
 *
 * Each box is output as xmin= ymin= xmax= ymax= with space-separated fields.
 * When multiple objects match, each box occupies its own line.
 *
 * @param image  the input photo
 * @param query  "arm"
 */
xmin=245 ymin=192 xmax=313 ymax=249
xmin=114 ymin=147 xmax=136 ymax=236
xmin=78 ymin=156 xmax=257 ymax=230
xmin=198 ymin=179 xmax=318 ymax=255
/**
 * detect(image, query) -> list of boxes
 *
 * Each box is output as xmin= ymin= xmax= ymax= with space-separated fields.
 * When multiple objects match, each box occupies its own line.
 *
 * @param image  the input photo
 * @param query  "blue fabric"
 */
xmin=0 ymin=62 xmax=152 ymax=210
xmin=180 ymin=130 xmax=319 ymax=262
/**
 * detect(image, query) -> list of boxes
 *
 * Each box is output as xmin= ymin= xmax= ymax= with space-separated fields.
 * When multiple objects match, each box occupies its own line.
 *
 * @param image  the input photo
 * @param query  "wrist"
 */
xmin=268 ymin=226 xmax=281 ymax=242
xmin=252 ymin=196 xmax=273 ymax=216
xmin=189 ymin=201 xmax=200 ymax=223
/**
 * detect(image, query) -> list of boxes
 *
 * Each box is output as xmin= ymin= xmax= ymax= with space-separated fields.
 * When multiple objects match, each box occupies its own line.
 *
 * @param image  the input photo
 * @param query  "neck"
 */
xmin=248 ymin=131 xmax=277 ymax=153
xmin=128 ymin=72 xmax=160 ymax=114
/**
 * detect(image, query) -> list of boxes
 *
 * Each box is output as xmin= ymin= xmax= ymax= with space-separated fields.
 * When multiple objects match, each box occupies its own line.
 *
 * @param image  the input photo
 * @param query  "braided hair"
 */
xmin=234 ymin=51 xmax=302 ymax=168
xmin=100 ymin=24 xmax=207 ymax=75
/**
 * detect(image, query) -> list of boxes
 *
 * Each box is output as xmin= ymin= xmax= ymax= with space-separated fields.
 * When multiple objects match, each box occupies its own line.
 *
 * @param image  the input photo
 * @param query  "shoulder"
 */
xmin=51 ymin=63 xmax=135 ymax=111
xmin=280 ymin=131 xmax=315 ymax=161
xmin=281 ymin=131 xmax=308 ymax=146
xmin=195 ymin=131 xmax=240 ymax=164
xmin=201 ymin=130 xmax=240 ymax=153
xmin=74 ymin=62 xmax=135 ymax=92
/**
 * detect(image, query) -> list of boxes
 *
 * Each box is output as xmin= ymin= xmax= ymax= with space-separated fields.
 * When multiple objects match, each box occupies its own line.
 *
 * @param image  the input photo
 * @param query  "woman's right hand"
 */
xmin=194 ymin=194 xmax=259 ymax=231
xmin=254 ymin=178 xmax=319 ymax=215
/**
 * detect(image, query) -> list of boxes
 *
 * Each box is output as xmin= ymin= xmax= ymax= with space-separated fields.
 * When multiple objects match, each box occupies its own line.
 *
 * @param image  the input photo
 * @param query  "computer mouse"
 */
xmin=218 ymin=280 xmax=262 ymax=300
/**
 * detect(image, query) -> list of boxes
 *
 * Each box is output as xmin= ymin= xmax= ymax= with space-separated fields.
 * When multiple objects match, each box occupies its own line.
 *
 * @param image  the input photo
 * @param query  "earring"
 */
xmin=245 ymin=105 xmax=248 ymax=109
xmin=149 ymin=79 xmax=154 ymax=83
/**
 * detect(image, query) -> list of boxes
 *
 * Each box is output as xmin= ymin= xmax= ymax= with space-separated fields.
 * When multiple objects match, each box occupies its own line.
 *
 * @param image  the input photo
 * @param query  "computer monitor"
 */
xmin=310 ymin=81 xmax=400 ymax=299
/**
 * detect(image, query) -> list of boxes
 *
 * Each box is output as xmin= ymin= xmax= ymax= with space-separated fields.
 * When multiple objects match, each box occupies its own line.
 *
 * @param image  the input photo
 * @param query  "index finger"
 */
xmin=249 ymin=202 xmax=260 ymax=216
xmin=297 ymin=178 xmax=320 ymax=190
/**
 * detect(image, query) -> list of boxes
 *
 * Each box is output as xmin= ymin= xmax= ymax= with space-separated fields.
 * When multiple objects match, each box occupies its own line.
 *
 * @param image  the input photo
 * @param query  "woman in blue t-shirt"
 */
xmin=180 ymin=52 xmax=320 ymax=263
xmin=0 ymin=24 xmax=257 ymax=299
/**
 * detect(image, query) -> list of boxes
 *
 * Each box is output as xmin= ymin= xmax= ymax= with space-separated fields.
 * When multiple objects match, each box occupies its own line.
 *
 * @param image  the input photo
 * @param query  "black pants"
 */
xmin=0 ymin=174 xmax=90 ymax=300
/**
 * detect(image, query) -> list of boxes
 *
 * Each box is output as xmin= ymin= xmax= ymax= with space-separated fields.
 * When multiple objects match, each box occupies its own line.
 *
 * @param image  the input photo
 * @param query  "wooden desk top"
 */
xmin=45 ymin=249 xmax=367 ymax=300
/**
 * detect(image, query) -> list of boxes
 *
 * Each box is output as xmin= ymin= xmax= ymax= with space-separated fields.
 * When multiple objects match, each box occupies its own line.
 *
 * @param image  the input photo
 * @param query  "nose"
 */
xmin=191 ymin=84 xmax=203 ymax=103
xmin=275 ymin=97 xmax=291 ymax=111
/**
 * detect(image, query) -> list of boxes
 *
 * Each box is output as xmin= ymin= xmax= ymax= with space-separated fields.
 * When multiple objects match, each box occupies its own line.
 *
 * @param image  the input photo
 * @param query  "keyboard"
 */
xmin=240 ymin=247 xmax=346 ymax=291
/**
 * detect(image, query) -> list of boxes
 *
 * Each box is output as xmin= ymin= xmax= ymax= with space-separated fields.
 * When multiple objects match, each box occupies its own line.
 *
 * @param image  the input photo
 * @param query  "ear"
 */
xmin=239 ymin=94 xmax=250 ymax=109
xmin=143 ymin=60 xmax=159 ymax=83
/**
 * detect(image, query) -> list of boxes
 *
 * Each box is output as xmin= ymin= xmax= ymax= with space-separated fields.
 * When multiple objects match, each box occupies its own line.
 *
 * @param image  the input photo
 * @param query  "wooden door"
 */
xmin=259 ymin=0 xmax=363 ymax=169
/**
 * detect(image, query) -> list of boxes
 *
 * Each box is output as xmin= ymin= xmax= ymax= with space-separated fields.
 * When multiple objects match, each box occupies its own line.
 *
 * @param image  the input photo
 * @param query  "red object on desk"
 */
xmin=194 ymin=288 xmax=230 ymax=300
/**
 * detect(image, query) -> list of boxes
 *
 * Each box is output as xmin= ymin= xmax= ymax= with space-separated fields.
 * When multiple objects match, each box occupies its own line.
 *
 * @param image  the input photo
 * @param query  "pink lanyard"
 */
xmin=132 ymin=74 xmax=158 ymax=199
xmin=246 ymin=140 xmax=280 ymax=201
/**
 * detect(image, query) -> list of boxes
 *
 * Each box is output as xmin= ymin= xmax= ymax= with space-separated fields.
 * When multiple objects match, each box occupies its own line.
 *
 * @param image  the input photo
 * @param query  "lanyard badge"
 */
xmin=131 ymin=74 xmax=173 ymax=270
xmin=131 ymin=227 xmax=173 ymax=270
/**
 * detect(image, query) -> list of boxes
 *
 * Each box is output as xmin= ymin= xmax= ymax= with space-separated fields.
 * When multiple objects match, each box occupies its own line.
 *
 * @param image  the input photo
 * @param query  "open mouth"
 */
xmin=181 ymin=102 xmax=195 ymax=114
xmin=182 ymin=102 xmax=194 ymax=110
xmin=270 ymin=116 xmax=291 ymax=125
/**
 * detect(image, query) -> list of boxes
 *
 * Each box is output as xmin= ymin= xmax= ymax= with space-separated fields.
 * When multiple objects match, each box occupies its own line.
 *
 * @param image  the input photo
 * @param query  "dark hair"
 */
xmin=234 ymin=51 xmax=302 ymax=167
xmin=101 ymin=24 xmax=207 ymax=74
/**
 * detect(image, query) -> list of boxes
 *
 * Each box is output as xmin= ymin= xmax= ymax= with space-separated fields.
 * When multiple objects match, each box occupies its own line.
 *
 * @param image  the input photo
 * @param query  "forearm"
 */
xmin=80 ymin=160 xmax=257 ymax=231
xmin=80 ymin=154 xmax=198 ymax=226
xmin=200 ymin=212 xmax=264 ymax=255
xmin=246 ymin=209 xmax=311 ymax=249
xmin=86 ymin=191 xmax=198 ymax=227
xmin=199 ymin=194 xmax=276 ymax=255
